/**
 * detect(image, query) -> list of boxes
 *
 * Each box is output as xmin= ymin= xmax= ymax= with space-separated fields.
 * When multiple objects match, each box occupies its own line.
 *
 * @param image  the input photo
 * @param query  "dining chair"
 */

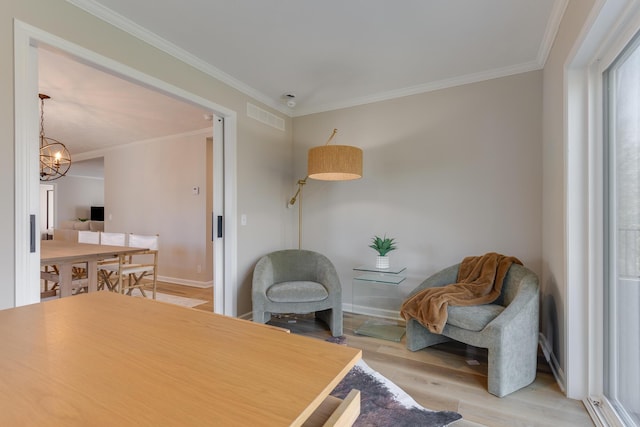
xmin=99 ymin=234 xmax=159 ymax=299
xmin=41 ymin=230 xmax=103 ymax=298
xmin=40 ymin=264 xmax=60 ymax=298
xmin=99 ymin=232 xmax=126 ymax=246
xmin=97 ymin=232 xmax=127 ymax=291
xmin=78 ymin=230 xmax=100 ymax=244
xmin=70 ymin=230 xmax=102 ymax=293
xmin=41 ymin=262 xmax=60 ymax=298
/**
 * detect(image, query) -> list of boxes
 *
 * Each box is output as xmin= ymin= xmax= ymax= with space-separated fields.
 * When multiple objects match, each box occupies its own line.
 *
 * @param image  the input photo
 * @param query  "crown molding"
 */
xmin=72 ymin=127 xmax=212 ymax=161
xmin=67 ymin=0 xmax=562 ymax=119
xmin=536 ymin=0 xmax=570 ymax=67
xmin=66 ymin=0 xmax=292 ymax=116
xmin=292 ymin=60 xmax=542 ymax=117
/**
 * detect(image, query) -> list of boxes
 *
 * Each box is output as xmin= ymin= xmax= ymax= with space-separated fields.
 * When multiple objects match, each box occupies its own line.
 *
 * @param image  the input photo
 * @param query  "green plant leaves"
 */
xmin=369 ymin=235 xmax=397 ymax=256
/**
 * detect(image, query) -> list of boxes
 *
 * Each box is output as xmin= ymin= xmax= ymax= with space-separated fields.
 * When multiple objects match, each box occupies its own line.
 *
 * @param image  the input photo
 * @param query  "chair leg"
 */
xmin=317 ymin=308 xmax=343 ymax=337
xmin=98 ymin=270 xmax=117 ymax=292
xmin=150 ymin=269 xmax=157 ymax=300
xmin=487 ymin=341 xmax=538 ymax=397
xmin=405 ymin=318 xmax=450 ymax=351
xmin=253 ymin=310 xmax=271 ymax=323
xmin=123 ymin=273 xmax=142 ymax=296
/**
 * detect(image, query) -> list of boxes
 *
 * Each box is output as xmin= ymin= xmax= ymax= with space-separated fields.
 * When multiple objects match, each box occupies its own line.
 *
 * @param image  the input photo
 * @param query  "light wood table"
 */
xmin=0 ymin=292 xmax=361 ymax=426
xmin=40 ymin=240 xmax=145 ymax=297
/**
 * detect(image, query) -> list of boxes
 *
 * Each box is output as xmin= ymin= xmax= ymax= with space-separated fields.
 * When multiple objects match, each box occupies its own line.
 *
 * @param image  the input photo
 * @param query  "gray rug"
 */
xmin=330 ymin=359 xmax=462 ymax=427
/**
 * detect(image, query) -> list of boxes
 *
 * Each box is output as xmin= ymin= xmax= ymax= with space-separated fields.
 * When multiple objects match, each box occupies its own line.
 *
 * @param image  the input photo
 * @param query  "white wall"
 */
xmin=104 ymin=130 xmax=210 ymax=285
xmin=292 ymin=71 xmax=543 ymax=306
xmin=55 ymin=175 xmax=104 ymax=223
xmin=235 ymin=116 xmax=296 ymax=313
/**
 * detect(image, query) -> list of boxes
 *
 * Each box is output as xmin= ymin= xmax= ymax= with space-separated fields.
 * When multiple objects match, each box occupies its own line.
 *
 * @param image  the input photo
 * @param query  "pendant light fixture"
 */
xmin=39 ymin=93 xmax=71 ymax=181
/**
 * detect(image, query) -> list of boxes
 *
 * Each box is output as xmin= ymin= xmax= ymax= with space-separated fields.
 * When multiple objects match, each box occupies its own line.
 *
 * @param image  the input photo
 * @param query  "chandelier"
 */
xmin=39 ymin=93 xmax=71 ymax=181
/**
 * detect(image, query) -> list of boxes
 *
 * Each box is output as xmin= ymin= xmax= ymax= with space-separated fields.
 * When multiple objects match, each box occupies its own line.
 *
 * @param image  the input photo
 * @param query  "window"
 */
xmin=604 ymin=29 xmax=640 ymax=427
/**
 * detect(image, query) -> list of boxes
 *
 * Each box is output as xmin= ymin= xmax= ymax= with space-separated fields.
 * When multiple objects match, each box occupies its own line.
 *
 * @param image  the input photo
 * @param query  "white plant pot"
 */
xmin=376 ymin=255 xmax=390 ymax=269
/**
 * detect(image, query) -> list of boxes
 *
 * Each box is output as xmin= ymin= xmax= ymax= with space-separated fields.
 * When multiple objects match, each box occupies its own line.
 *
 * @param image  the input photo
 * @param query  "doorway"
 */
xmin=14 ymin=21 xmax=237 ymax=314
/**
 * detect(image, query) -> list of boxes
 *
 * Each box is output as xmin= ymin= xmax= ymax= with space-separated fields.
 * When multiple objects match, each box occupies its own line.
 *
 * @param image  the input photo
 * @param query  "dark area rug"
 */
xmin=330 ymin=359 xmax=462 ymax=427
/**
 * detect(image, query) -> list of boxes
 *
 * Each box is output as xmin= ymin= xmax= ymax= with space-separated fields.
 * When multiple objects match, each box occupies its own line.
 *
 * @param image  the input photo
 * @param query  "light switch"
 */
xmin=241 ymin=214 xmax=247 ymax=226
xmin=192 ymin=186 xmax=200 ymax=195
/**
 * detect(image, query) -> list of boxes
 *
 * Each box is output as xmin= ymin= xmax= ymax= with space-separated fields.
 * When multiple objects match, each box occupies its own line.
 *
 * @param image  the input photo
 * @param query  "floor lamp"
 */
xmin=288 ymin=129 xmax=363 ymax=249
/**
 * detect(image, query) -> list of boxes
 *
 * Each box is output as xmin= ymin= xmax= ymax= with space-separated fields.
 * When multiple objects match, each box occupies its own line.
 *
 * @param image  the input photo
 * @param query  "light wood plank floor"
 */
xmin=151 ymin=282 xmax=594 ymax=427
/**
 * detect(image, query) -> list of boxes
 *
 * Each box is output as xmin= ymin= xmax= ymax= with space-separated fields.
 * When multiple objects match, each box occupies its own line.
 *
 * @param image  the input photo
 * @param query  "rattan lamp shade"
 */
xmin=307 ymin=145 xmax=363 ymax=181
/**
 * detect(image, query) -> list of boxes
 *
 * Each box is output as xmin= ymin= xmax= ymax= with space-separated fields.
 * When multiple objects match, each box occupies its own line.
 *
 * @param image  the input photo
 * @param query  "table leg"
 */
xmin=118 ymin=254 xmax=125 ymax=294
xmin=59 ymin=263 xmax=73 ymax=298
xmin=87 ymin=261 xmax=98 ymax=292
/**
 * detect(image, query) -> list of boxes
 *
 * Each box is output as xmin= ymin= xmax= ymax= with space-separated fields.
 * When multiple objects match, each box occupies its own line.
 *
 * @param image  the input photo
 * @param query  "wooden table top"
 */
xmin=0 ymin=292 xmax=361 ymax=426
xmin=40 ymin=239 xmax=144 ymax=264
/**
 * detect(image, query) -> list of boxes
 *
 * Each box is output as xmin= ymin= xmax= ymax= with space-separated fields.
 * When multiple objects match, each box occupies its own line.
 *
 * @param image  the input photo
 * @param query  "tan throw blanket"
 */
xmin=400 ymin=252 xmax=522 ymax=334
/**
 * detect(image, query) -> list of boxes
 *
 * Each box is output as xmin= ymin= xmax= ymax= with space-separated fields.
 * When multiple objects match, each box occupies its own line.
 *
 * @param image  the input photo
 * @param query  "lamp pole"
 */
xmin=289 ymin=178 xmax=307 ymax=249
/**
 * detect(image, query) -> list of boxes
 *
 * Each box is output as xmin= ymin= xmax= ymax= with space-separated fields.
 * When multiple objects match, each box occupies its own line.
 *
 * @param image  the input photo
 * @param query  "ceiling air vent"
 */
xmin=247 ymin=103 xmax=285 ymax=131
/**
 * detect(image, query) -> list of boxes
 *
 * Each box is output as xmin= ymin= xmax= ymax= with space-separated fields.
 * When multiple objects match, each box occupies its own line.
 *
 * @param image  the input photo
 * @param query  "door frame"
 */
xmin=14 ymin=20 xmax=238 ymax=315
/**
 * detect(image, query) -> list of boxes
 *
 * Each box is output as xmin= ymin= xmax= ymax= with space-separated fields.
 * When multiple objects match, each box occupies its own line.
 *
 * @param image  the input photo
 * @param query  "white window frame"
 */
xmin=566 ymin=0 xmax=640 ymax=425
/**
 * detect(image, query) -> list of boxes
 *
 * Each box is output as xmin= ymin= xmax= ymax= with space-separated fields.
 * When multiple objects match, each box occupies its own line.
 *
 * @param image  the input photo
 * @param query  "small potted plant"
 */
xmin=369 ymin=234 xmax=397 ymax=269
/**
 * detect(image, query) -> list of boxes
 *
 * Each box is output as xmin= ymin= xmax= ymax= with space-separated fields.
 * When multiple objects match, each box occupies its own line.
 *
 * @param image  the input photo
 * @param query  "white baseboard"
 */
xmin=238 ymin=312 xmax=252 ymax=321
xmin=539 ymin=332 xmax=566 ymax=393
xmin=241 ymin=305 xmax=401 ymax=324
xmin=344 ymin=303 xmax=402 ymax=321
xmin=240 ymin=305 xmax=402 ymax=322
xmin=156 ymin=275 xmax=213 ymax=288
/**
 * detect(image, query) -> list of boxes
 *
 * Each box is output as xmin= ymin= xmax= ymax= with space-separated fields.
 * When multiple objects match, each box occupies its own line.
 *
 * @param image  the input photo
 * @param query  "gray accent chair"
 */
xmin=405 ymin=263 xmax=539 ymax=397
xmin=252 ymin=249 xmax=343 ymax=337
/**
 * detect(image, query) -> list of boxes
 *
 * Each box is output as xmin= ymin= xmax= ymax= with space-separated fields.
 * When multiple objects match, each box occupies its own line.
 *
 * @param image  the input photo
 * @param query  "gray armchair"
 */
xmin=405 ymin=263 xmax=539 ymax=397
xmin=252 ymin=250 xmax=343 ymax=337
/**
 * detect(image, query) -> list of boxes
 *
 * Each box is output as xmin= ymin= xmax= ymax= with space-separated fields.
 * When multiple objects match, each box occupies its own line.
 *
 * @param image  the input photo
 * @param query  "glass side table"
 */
xmin=352 ymin=265 xmax=407 ymax=342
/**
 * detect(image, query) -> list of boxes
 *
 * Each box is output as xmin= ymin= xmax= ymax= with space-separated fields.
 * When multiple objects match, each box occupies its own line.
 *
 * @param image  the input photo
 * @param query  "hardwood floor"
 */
xmin=152 ymin=282 xmax=594 ymax=427
xmin=151 ymin=280 xmax=213 ymax=311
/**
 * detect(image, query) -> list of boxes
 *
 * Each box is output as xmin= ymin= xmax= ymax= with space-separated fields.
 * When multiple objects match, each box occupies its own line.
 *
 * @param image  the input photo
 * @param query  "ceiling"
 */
xmin=39 ymin=0 xmax=566 ymax=161
xmin=38 ymin=47 xmax=212 ymax=159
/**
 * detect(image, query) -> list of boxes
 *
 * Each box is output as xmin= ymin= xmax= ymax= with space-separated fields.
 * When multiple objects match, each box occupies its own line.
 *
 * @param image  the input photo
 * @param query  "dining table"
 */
xmin=40 ymin=239 xmax=146 ymax=297
xmin=0 ymin=291 xmax=362 ymax=426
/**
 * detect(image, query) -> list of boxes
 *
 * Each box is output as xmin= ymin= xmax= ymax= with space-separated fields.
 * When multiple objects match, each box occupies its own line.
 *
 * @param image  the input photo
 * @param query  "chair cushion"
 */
xmin=267 ymin=281 xmax=329 ymax=303
xmin=447 ymin=304 xmax=505 ymax=332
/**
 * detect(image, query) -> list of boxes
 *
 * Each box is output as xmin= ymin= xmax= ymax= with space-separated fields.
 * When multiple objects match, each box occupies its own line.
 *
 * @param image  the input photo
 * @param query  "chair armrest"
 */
xmin=484 ymin=275 xmax=539 ymax=333
xmin=252 ymin=256 xmax=276 ymax=294
xmin=407 ymin=264 xmax=459 ymax=298
xmin=315 ymin=256 xmax=342 ymax=294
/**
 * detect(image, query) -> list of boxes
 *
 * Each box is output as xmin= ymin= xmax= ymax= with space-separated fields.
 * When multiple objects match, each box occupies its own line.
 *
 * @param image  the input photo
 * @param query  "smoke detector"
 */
xmin=282 ymin=93 xmax=296 ymax=108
